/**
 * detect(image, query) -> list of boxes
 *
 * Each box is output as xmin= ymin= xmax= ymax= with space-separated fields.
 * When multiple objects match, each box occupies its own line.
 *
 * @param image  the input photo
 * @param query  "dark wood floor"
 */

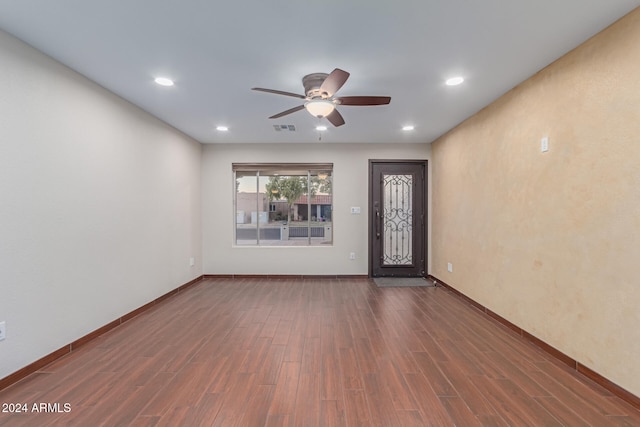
xmin=1 ymin=278 xmax=639 ymax=426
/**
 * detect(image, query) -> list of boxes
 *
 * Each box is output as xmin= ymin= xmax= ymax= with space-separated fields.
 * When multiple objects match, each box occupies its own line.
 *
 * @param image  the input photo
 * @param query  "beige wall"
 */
xmin=431 ymin=9 xmax=640 ymax=396
xmin=0 ymin=30 xmax=202 ymax=379
xmin=202 ymin=143 xmax=430 ymax=275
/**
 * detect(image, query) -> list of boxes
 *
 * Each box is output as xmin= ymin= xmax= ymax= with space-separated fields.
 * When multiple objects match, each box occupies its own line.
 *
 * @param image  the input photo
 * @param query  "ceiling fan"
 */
xmin=252 ymin=68 xmax=391 ymax=127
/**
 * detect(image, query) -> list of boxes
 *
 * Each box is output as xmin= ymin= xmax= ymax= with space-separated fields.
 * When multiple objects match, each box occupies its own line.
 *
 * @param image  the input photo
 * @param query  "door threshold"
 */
xmin=373 ymin=277 xmax=434 ymax=287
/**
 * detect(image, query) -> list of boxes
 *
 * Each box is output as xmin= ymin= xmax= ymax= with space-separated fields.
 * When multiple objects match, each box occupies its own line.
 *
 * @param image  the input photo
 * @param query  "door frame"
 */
xmin=368 ymin=159 xmax=428 ymax=278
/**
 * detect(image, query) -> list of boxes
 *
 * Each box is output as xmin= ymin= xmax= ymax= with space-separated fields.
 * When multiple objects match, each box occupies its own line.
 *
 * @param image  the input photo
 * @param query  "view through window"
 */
xmin=233 ymin=163 xmax=333 ymax=246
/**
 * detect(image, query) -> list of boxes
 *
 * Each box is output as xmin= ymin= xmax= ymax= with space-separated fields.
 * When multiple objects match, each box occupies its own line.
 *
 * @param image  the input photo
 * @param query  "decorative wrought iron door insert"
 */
xmin=382 ymin=174 xmax=413 ymax=265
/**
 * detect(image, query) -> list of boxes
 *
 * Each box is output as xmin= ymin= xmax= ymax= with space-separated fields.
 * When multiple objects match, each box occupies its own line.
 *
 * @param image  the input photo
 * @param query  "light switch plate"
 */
xmin=541 ymin=136 xmax=549 ymax=152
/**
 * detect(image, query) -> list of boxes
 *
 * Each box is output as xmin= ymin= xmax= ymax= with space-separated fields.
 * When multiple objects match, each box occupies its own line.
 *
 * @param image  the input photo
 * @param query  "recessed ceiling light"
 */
xmin=216 ymin=126 xmax=229 ymax=131
xmin=445 ymin=76 xmax=464 ymax=86
xmin=316 ymin=125 xmax=327 ymax=131
xmin=154 ymin=77 xmax=174 ymax=87
xmin=402 ymin=125 xmax=415 ymax=131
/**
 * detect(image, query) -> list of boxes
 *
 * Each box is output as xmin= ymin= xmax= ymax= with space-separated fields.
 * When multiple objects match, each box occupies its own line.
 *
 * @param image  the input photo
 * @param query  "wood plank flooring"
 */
xmin=1 ymin=278 xmax=639 ymax=426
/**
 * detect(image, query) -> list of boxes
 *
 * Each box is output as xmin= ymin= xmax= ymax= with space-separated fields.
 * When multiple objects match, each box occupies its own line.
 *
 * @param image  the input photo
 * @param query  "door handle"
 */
xmin=375 ymin=208 xmax=381 ymax=239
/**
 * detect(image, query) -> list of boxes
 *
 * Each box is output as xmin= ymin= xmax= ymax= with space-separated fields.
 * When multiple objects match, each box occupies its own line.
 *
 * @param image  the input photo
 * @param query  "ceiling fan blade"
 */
xmin=319 ymin=68 xmax=350 ymax=97
xmin=268 ymin=105 xmax=306 ymax=119
xmin=326 ymin=109 xmax=345 ymax=127
xmin=252 ymin=87 xmax=306 ymax=99
xmin=335 ymin=96 xmax=391 ymax=106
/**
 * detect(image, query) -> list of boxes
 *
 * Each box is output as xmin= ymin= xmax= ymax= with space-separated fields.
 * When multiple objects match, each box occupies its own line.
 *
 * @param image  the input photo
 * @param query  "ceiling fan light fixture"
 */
xmin=305 ymin=100 xmax=335 ymax=118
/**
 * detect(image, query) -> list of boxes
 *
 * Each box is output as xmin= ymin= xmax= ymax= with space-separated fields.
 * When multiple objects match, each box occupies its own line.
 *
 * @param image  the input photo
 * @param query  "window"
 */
xmin=233 ymin=163 xmax=333 ymax=246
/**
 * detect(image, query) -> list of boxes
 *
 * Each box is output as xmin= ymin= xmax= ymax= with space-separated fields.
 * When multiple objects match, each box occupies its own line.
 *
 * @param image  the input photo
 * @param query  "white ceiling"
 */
xmin=0 ymin=1 xmax=637 ymax=144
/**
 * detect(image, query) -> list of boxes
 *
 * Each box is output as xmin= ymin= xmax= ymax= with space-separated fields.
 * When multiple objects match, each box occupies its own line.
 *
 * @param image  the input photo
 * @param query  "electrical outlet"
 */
xmin=0 ymin=322 xmax=6 ymax=341
xmin=349 ymin=252 xmax=356 ymax=260
xmin=189 ymin=257 xmax=195 ymax=267
xmin=350 ymin=207 xmax=361 ymax=214
xmin=447 ymin=262 xmax=453 ymax=273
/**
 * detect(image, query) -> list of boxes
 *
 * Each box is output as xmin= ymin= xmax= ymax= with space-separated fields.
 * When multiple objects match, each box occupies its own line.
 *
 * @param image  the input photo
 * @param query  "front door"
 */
xmin=369 ymin=160 xmax=426 ymax=277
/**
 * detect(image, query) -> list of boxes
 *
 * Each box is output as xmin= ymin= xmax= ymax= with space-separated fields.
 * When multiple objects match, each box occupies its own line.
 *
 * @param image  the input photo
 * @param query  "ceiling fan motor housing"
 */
xmin=302 ymin=73 xmax=330 ymax=98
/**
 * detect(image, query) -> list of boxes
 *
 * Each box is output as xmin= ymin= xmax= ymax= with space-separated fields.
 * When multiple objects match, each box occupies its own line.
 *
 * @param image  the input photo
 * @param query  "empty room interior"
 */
xmin=1 ymin=1 xmax=639 ymax=425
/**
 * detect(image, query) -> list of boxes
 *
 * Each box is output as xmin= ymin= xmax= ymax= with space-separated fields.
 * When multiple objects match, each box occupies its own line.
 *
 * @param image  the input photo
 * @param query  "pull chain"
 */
xmin=317 ymin=118 xmax=324 ymax=141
